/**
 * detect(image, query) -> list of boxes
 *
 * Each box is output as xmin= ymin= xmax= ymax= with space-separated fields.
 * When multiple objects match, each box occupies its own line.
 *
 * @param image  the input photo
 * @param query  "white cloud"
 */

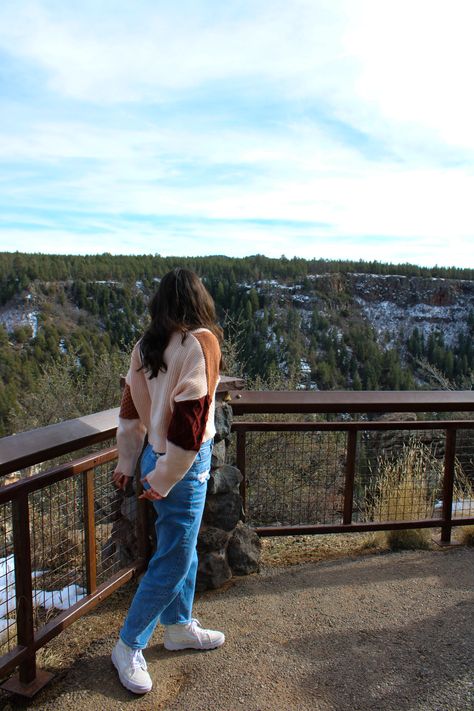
xmin=0 ymin=1 xmax=474 ymax=267
xmin=0 ymin=1 xmax=343 ymax=102
xmin=1 ymin=114 xmax=473 ymax=267
xmin=2 ymin=0 xmax=474 ymax=151
xmin=345 ymin=0 xmax=474 ymax=150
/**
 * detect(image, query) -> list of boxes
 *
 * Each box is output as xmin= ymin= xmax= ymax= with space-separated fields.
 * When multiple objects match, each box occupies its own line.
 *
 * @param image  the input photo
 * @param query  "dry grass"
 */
xmin=452 ymin=466 xmax=474 ymax=546
xmin=260 ymin=531 xmax=385 ymax=566
xmin=366 ymin=443 xmax=443 ymax=550
xmin=458 ymin=525 xmax=474 ymax=546
xmin=365 ymin=441 xmax=474 ymax=551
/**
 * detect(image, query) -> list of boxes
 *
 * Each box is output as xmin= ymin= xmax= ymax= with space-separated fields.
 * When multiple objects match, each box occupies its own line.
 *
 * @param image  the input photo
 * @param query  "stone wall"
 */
xmin=108 ymin=384 xmax=261 ymax=591
xmin=196 ymin=399 xmax=261 ymax=590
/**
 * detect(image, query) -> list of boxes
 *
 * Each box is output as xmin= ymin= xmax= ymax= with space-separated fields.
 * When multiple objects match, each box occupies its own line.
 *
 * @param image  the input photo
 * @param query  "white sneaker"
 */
xmin=163 ymin=618 xmax=225 ymax=651
xmin=111 ymin=637 xmax=152 ymax=694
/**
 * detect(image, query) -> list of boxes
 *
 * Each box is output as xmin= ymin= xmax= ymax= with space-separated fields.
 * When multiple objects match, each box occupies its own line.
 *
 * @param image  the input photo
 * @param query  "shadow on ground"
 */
xmin=1 ymin=548 xmax=473 ymax=711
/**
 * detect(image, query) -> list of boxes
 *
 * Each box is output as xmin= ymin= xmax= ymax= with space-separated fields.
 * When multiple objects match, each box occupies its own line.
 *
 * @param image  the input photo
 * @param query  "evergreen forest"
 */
xmin=1 ymin=251 xmax=473 ymax=436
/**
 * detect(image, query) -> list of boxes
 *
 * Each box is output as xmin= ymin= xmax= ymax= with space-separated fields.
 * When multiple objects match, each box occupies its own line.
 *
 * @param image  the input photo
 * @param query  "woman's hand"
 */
xmin=139 ymin=477 xmax=164 ymax=501
xmin=113 ymin=468 xmax=131 ymax=491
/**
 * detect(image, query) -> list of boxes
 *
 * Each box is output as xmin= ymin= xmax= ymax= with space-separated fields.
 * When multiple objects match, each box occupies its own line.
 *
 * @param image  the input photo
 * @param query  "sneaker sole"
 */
xmin=164 ymin=637 xmax=225 ymax=651
xmin=111 ymin=649 xmax=152 ymax=694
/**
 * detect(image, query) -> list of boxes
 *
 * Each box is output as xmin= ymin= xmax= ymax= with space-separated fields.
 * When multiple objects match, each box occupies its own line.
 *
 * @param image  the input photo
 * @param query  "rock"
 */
xmin=214 ymin=402 xmax=233 ymax=443
xmin=120 ymin=492 xmax=137 ymax=521
xmin=208 ymin=465 xmax=243 ymax=495
xmin=204 ymin=491 xmax=242 ymax=531
xmin=196 ymin=550 xmax=232 ymax=591
xmin=110 ymin=517 xmax=137 ymax=567
xmin=227 ymin=522 xmax=261 ymax=575
xmin=100 ymin=536 xmax=116 ymax=566
xmin=196 ymin=527 xmax=233 ymax=592
xmin=197 ymin=525 xmax=231 ymax=554
xmin=211 ymin=440 xmax=227 ymax=468
xmin=94 ymin=490 xmax=120 ymax=523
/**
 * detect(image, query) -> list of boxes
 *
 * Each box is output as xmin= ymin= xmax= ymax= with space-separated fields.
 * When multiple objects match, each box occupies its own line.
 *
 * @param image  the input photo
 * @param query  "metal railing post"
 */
xmin=441 ymin=427 xmax=457 ymax=544
xmin=13 ymin=493 xmax=36 ymax=685
xmin=1 ymin=493 xmax=53 ymax=696
xmin=236 ymin=429 xmax=247 ymax=518
xmin=83 ymin=469 xmax=97 ymax=594
xmin=343 ymin=430 xmax=357 ymax=525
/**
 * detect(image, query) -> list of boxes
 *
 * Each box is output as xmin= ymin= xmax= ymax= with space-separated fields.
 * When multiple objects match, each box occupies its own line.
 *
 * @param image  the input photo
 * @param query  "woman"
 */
xmin=111 ymin=268 xmax=225 ymax=695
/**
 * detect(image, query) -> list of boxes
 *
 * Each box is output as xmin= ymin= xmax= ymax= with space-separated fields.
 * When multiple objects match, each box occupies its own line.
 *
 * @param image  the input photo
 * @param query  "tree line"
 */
xmin=2 ymin=251 xmax=474 ymax=307
xmin=0 ymin=251 xmax=473 ymax=436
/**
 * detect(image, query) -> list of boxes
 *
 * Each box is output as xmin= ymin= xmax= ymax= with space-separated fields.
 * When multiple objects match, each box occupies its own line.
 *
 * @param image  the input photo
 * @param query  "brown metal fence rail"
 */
xmin=230 ymin=390 xmax=474 ymax=539
xmin=233 ymin=420 xmax=474 ymax=537
xmin=0 ymin=408 xmax=149 ymax=698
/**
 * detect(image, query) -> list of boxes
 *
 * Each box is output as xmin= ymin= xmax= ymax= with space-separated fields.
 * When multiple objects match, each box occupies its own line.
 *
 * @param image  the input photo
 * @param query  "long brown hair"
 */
xmin=139 ymin=268 xmax=223 ymax=378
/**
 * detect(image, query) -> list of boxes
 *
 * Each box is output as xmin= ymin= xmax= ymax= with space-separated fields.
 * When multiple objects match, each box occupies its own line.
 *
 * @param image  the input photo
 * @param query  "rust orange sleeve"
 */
xmin=119 ymin=384 xmax=140 ymax=420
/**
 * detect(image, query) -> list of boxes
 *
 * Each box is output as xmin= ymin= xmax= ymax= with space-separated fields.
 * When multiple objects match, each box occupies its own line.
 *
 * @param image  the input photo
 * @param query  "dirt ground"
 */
xmin=1 ymin=536 xmax=473 ymax=711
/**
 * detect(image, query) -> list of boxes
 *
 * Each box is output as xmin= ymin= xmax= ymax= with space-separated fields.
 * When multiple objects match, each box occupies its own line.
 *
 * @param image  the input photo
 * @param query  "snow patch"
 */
xmin=300 ymin=359 xmax=311 ymax=374
xmin=32 ymin=584 xmax=86 ymax=611
xmin=0 ymin=555 xmax=86 ymax=631
xmin=0 ymin=307 xmax=38 ymax=338
xmin=434 ymin=499 xmax=474 ymax=517
xmin=355 ymin=297 xmax=472 ymax=348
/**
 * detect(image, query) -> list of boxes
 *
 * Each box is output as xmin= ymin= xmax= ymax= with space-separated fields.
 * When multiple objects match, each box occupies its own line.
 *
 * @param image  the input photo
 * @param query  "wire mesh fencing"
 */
xmin=0 ymin=501 xmax=16 ymax=656
xmin=0 ymin=449 xmax=126 ymax=661
xmin=235 ymin=422 xmax=474 ymax=531
xmin=94 ymin=460 xmax=123 ymax=585
xmin=242 ymin=429 xmax=347 ymax=527
xmin=30 ymin=477 xmax=86 ymax=632
xmin=452 ymin=428 xmax=474 ymax=518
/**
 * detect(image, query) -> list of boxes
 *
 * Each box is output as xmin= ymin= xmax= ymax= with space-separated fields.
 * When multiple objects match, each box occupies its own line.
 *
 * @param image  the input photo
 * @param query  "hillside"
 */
xmin=0 ymin=252 xmax=473 ymax=435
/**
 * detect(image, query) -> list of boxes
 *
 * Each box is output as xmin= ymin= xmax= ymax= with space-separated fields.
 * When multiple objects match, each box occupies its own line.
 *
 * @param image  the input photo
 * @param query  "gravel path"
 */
xmin=2 ymin=548 xmax=473 ymax=711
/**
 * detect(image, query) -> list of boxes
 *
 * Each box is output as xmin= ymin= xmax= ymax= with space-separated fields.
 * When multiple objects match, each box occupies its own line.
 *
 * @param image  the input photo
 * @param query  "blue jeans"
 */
xmin=120 ymin=439 xmax=212 ymax=649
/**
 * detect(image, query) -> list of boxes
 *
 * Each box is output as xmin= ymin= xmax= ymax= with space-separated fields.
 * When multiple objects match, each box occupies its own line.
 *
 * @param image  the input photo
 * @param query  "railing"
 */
xmin=0 ymin=408 xmax=147 ymax=697
xmin=0 ymin=376 xmax=242 ymax=697
xmin=0 ymin=388 xmax=473 ymax=697
xmin=231 ymin=390 xmax=474 ymax=539
xmin=234 ymin=420 xmax=474 ymax=538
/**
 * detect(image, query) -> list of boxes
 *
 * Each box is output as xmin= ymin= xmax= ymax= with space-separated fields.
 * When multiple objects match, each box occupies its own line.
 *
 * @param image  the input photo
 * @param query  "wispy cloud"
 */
xmin=0 ymin=0 xmax=473 ymax=267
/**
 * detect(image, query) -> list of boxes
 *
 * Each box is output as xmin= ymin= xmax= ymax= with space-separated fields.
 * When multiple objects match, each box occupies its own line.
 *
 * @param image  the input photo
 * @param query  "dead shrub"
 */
xmin=458 ymin=525 xmax=474 ymax=546
xmin=366 ymin=443 xmax=443 ymax=550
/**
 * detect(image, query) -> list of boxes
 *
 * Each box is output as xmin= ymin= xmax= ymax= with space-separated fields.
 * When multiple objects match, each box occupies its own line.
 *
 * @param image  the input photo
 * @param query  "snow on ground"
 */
xmin=26 ymin=311 xmax=38 ymax=337
xmin=0 ymin=556 xmax=86 ymax=633
xmin=33 ymin=584 xmax=86 ymax=611
xmin=434 ymin=499 xmax=474 ymax=517
xmin=355 ymin=297 xmax=470 ymax=347
xmin=292 ymin=294 xmax=311 ymax=304
xmin=300 ymin=359 xmax=311 ymax=374
xmin=0 ymin=305 xmax=38 ymax=337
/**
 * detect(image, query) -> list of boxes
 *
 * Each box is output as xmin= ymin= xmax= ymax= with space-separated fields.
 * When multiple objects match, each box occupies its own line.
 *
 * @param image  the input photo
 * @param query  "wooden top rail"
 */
xmin=0 ymin=376 xmax=245 ymax=477
xmin=0 ymin=408 xmax=119 ymax=476
xmin=228 ymin=389 xmax=474 ymax=415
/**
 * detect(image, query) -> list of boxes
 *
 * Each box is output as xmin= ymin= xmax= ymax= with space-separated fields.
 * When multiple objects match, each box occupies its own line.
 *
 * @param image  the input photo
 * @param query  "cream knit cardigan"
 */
xmin=116 ymin=328 xmax=220 ymax=497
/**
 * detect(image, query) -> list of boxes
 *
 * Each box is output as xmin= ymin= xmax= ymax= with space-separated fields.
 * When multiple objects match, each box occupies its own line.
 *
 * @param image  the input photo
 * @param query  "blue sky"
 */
xmin=0 ymin=0 xmax=473 ymax=268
